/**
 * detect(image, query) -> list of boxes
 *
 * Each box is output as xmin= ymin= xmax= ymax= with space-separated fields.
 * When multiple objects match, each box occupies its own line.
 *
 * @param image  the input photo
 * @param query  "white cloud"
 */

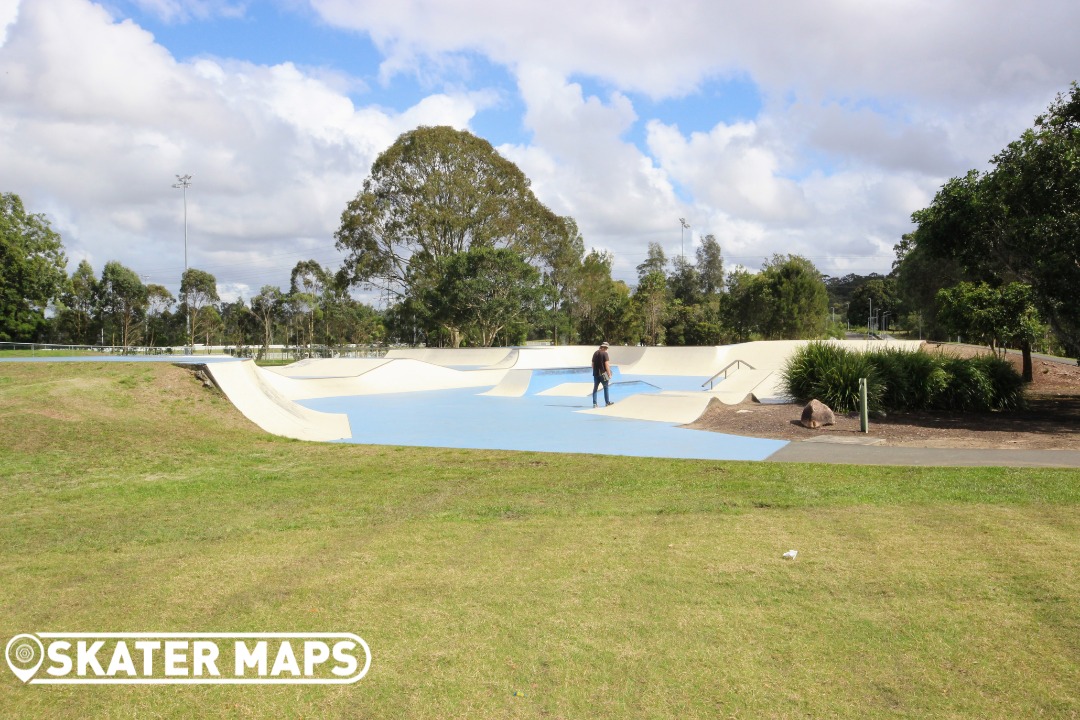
xmin=0 ymin=0 xmax=18 ymax=46
xmin=310 ymin=0 xmax=1080 ymax=109
xmin=0 ymin=0 xmax=490 ymax=293
xmin=3 ymin=0 xmax=1079 ymax=300
xmin=646 ymin=118 xmax=810 ymax=224
xmin=499 ymin=66 xmax=684 ymax=279
xmin=307 ymin=0 xmax=1080 ymax=281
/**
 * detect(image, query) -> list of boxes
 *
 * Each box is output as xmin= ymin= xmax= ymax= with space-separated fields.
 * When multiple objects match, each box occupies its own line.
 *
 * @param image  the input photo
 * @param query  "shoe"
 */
xmin=593 ymin=403 xmax=598 ymax=408
xmin=606 ymin=401 xmax=615 ymax=406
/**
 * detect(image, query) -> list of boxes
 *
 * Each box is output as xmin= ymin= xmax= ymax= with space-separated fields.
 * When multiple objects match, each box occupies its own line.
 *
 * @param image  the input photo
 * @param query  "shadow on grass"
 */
xmin=874 ymin=394 xmax=1080 ymax=436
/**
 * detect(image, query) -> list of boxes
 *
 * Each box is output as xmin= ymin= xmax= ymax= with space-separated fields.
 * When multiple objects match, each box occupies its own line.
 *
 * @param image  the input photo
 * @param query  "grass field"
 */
xmin=0 ymin=349 xmax=100 ymax=358
xmin=1 ymin=361 xmax=1078 ymax=718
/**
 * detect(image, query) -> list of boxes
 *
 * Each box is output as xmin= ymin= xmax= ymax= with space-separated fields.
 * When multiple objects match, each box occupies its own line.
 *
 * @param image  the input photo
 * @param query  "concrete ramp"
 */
xmin=606 ymin=345 xmax=648 ymax=367
xmin=506 ymin=346 xmax=595 ymax=369
xmin=480 ymin=369 xmax=533 ymax=397
xmin=621 ymin=346 xmax=727 ymax=376
xmin=747 ymin=372 xmax=788 ymax=404
xmin=707 ymin=368 xmax=778 ymax=405
xmin=266 ymin=358 xmax=390 ymax=378
xmin=349 ymin=359 xmax=505 ymax=394
xmin=536 ymin=381 xmax=595 ymax=397
xmin=385 ymin=347 xmax=515 ymax=367
xmin=203 ymin=360 xmax=351 ymax=442
xmin=579 ymin=392 xmax=714 ymax=424
xmin=262 ymin=359 xmax=507 ymax=399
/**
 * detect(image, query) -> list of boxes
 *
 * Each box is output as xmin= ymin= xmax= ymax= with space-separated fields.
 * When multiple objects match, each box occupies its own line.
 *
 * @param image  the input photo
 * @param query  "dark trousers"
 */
xmin=592 ymin=374 xmax=610 ymax=406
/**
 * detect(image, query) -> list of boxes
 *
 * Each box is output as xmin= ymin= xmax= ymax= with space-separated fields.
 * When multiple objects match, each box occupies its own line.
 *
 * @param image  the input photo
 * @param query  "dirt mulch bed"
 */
xmin=686 ymin=343 xmax=1080 ymax=450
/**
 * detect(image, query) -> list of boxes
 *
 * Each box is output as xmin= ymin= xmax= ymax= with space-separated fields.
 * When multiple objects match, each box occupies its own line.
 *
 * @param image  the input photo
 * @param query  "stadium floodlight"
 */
xmin=172 ymin=174 xmax=193 ymax=354
xmin=679 ymin=217 xmax=691 ymax=260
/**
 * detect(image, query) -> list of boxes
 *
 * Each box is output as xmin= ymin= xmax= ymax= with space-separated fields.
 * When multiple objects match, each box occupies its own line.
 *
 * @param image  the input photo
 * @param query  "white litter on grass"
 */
xmin=782 ymin=550 xmax=798 ymax=560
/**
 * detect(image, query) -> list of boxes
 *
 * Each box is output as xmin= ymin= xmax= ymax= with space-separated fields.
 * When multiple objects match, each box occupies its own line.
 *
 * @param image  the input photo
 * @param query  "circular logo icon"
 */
xmin=5 ymin=634 xmax=44 ymax=683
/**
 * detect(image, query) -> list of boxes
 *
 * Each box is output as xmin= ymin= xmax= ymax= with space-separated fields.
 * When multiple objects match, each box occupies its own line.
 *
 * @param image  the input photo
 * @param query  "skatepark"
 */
xmin=203 ymin=340 xmax=921 ymax=462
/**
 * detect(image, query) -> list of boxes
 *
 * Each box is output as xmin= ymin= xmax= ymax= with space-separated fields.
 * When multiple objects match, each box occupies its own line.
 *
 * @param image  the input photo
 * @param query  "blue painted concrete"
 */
xmin=302 ymin=368 xmax=787 ymax=461
xmin=3 ymin=356 xmax=786 ymax=461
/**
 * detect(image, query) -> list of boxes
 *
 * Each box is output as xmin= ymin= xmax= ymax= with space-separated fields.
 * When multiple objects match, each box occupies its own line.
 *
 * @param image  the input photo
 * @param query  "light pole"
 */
xmin=172 ymin=174 xmax=192 ymax=354
xmin=679 ymin=217 xmax=690 ymax=260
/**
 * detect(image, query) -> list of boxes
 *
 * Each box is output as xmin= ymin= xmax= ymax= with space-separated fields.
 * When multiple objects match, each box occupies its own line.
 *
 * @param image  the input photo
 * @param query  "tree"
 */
xmin=721 ymin=269 xmax=769 ymax=342
xmin=54 ymin=260 xmax=98 ymax=345
xmin=251 ymin=285 xmax=284 ymax=358
xmin=758 ymin=254 xmax=829 ymax=339
xmin=892 ymin=233 xmax=965 ymax=340
xmin=666 ymin=299 xmax=721 ymax=346
xmin=695 ymin=234 xmax=725 ymax=296
xmin=419 ymin=247 xmax=543 ymax=347
xmin=329 ymin=298 xmax=384 ymax=346
xmin=571 ymin=250 xmax=634 ymax=344
xmin=98 ymin=261 xmax=147 ymax=350
xmin=290 ymin=260 xmax=330 ymax=348
xmin=536 ymin=216 xmax=584 ymax=345
xmin=180 ymin=268 xmax=219 ymax=349
xmin=910 ymin=82 xmax=1080 ymax=355
xmin=633 ymin=271 xmax=669 ymax=346
xmin=636 ymin=241 xmax=667 ymax=282
xmin=336 ymin=126 xmax=560 ymax=303
xmin=145 ymin=284 xmax=174 ymax=347
xmin=668 ymin=255 xmax=701 ymax=306
xmin=0 ymin=193 xmax=68 ymax=341
xmin=847 ymin=277 xmax=900 ymax=331
xmin=221 ymin=298 xmax=258 ymax=354
xmin=936 ymin=281 xmax=1043 ymax=381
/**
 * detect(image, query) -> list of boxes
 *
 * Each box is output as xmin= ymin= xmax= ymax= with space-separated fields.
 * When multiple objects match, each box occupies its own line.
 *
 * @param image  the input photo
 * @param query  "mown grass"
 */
xmin=0 ymin=349 xmax=99 ymax=358
xmin=0 ymin=362 xmax=1078 ymax=718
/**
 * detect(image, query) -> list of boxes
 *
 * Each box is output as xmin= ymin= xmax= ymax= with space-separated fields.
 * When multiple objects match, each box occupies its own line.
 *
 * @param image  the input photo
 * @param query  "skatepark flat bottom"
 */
xmin=301 ymin=386 xmax=788 ymax=462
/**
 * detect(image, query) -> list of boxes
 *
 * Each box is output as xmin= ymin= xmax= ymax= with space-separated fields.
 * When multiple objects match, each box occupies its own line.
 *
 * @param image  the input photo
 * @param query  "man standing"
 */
xmin=591 ymin=341 xmax=614 ymax=408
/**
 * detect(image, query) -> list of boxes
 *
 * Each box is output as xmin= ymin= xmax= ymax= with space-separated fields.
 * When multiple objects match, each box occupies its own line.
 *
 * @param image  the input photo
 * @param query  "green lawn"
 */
xmin=0 ymin=349 xmax=99 ymax=358
xmin=1 ymin=362 xmax=1078 ymax=718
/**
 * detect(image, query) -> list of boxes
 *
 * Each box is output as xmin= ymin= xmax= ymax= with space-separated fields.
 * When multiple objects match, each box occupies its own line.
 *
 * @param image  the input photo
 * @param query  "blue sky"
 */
xmin=2 ymin=0 xmax=1078 ymax=303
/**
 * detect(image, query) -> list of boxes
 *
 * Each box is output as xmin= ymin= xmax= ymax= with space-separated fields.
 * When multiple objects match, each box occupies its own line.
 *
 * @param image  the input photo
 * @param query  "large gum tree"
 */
xmin=335 ymin=125 xmax=563 ymax=304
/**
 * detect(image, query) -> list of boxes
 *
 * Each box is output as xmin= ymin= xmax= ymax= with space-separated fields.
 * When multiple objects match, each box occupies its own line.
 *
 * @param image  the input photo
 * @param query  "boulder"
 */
xmin=800 ymin=399 xmax=835 ymax=429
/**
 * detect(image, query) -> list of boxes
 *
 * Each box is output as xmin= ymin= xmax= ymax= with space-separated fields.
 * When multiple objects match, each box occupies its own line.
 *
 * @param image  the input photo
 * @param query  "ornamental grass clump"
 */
xmin=867 ymin=346 xmax=949 ymax=410
xmin=781 ymin=342 xmax=1025 ymax=414
xmin=781 ymin=341 xmax=882 ymax=413
xmin=933 ymin=356 xmax=996 ymax=411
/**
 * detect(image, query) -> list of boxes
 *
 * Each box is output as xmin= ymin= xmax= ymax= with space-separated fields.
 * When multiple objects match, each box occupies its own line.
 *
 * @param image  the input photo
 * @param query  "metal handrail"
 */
xmin=702 ymin=359 xmax=756 ymax=390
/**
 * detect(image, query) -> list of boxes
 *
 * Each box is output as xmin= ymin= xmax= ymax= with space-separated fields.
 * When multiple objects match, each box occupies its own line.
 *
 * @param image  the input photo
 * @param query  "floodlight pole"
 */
xmin=679 ymin=217 xmax=690 ymax=261
xmin=172 ymin=174 xmax=192 ymax=354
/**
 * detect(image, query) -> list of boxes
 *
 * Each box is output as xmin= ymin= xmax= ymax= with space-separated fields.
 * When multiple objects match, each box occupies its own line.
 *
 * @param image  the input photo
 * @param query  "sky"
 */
xmin=1 ymin=0 xmax=1078 ymax=305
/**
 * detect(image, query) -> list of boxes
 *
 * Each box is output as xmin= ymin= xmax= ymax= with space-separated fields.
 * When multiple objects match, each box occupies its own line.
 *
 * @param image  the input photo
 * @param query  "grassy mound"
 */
xmin=1 ymin=361 xmax=1077 ymax=718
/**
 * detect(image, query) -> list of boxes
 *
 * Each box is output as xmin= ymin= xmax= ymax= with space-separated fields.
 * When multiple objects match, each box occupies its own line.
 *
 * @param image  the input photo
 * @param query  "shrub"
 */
xmin=779 ymin=342 xmax=1025 ymax=414
xmin=868 ymin=346 xmax=949 ymax=410
xmin=970 ymin=353 xmax=1026 ymax=411
xmin=933 ymin=356 xmax=995 ymax=411
xmin=781 ymin=341 xmax=882 ymax=413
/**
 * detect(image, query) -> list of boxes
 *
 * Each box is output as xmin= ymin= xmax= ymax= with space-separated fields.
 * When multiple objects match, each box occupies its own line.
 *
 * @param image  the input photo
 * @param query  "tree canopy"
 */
xmin=418 ymin=247 xmax=543 ymax=347
xmin=180 ymin=268 xmax=220 ymax=347
xmin=909 ymin=82 xmax=1080 ymax=353
xmin=335 ymin=126 xmax=563 ymax=303
xmin=0 ymin=192 xmax=68 ymax=341
xmin=99 ymin=261 xmax=148 ymax=349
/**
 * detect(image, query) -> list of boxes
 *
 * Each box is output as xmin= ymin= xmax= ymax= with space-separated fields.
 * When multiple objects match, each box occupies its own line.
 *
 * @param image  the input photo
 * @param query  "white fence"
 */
xmin=0 ymin=342 xmax=389 ymax=360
